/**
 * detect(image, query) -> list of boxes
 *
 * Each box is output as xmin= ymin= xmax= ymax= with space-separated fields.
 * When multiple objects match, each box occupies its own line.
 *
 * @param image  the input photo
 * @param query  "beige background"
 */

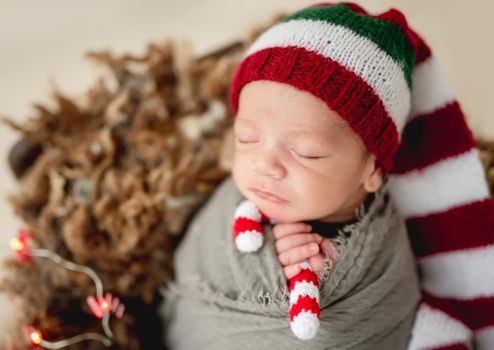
xmin=0 ymin=0 xmax=492 ymax=342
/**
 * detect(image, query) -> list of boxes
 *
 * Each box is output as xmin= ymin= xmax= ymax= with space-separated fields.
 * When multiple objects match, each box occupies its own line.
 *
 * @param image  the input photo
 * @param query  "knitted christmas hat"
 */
xmin=231 ymin=2 xmax=428 ymax=173
xmin=230 ymin=2 xmax=494 ymax=348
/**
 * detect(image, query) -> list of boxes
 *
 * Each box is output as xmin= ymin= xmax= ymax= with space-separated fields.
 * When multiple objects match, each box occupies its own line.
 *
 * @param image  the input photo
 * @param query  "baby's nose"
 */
xmin=251 ymin=151 xmax=286 ymax=179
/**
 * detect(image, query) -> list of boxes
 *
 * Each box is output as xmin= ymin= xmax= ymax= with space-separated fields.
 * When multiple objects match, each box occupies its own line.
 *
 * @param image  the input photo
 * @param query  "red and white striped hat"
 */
xmin=230 ymin=2 xmax=494 ymax=347
xmin=230 ymin=2 xmax=476 ymax=174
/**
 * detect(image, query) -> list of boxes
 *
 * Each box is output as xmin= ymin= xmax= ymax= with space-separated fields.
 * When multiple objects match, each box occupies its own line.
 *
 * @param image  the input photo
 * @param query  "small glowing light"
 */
xmin=87 ymin=293 xmax=124 ymax=319
xmin=87 ymin=296 xmax=103 ymax=318
xmin=11 ymin=228 xmax=33 ymax=262
xmin=18 ymin=228 xmax=33 ymax=241
xmin=100 ymin=300 xmax=110 ymax=312
xmin=10 ymin=238 xmax=25 ymax=252
xmin=29 ymin=328 xmax=43 ymax=345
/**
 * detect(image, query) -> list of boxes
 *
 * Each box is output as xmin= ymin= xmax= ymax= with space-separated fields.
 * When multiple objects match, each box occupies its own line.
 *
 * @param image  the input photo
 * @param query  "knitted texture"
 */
xmin=230 ymin=2 xmax=416 ymax=173
xmin=229 ymin=2 xmax=494 ymax=349
xmin=163 ymin=176 xmax=418 ymax=349
xmin=233 ymin=200 xmax=321 ymax=340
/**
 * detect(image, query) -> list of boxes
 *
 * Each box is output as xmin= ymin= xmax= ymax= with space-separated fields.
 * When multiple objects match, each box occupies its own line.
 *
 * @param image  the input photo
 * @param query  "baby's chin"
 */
xmin=247 ymin=197 xmax=302 ymax=224
xmin=237 ymin=185 xmax=304 ymax=223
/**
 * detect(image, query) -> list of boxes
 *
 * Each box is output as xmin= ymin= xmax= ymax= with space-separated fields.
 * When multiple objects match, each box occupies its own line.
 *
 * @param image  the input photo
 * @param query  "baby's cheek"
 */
xmin=232 ymin=158 xmax=254 ymax=201
xmin=231 ymin=151 xmax=243 ymax=177
xmin=231 ymin=165 xmax=245 ymax=192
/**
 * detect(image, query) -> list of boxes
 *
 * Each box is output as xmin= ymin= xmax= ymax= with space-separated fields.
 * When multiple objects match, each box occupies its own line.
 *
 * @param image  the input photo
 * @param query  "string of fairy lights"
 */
xmin=8 ymin=228 xmax=125 ymax=348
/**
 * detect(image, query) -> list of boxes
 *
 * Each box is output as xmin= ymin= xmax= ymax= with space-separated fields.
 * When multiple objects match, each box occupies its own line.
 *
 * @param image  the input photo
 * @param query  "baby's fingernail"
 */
xmin=306 ymin=224 xmax=312 ymax=231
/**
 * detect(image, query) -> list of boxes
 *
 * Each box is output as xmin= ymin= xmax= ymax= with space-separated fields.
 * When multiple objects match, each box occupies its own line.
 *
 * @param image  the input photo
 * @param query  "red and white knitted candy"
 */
xmin=233 ymin=200 xmax=268 ymax=252
xmin=288 ymin=260 xmax=320 ymax=340
xmin=233 ymin=200 xmax=320 ymax=340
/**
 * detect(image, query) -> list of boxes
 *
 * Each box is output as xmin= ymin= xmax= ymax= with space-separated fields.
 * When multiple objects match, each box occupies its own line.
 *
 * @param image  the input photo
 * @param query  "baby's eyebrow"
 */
xmin=235 ymin=116 xmax=348 ymax=142
xmin=287 ymin=124 xmax=346 ymax=140
xmin=289 ymin=131 xmax=339 ymax=148
xmin=234 ymin=117 xmax=258 ymax=127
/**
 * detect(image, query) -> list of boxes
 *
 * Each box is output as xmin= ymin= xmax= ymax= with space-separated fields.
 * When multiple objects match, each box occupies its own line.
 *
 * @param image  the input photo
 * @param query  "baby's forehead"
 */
xmin=235 ymin=111 xmax=352 ymax=138
xmin=236 ymin=80 xmax=358 ymax=141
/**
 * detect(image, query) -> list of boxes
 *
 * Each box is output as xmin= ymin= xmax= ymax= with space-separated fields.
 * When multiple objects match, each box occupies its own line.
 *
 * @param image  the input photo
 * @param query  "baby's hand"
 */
xmin=272 ymin=222 xmax=339 ymax=280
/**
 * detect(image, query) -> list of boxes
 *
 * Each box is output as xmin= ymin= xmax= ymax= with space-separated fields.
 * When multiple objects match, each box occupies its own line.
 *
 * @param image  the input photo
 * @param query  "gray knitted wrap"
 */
xmin=160 ymin=176 xmax=420 ymax=349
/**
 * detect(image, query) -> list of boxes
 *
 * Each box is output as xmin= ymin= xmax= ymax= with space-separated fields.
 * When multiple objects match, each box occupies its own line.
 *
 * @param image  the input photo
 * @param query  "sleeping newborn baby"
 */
xmin=161 ymin=3 xmax=423 ymax=349
xmin=161 ymin=78 xmax=419 ymax=349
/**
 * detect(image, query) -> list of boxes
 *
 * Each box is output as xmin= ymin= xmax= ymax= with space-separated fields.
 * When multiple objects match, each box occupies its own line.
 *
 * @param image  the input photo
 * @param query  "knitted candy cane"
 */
xmin=233 ymin=200 xmax=320 ymax=340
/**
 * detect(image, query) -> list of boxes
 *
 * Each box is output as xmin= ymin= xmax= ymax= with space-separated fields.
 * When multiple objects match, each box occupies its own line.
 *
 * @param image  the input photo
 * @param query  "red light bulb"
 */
xmin=25 ymin=326 xmax=42 ymax=346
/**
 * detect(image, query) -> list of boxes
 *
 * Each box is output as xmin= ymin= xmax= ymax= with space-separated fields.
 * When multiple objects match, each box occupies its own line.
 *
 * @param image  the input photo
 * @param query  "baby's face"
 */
xmin=232 ymin=80 xmax=379 ymax=224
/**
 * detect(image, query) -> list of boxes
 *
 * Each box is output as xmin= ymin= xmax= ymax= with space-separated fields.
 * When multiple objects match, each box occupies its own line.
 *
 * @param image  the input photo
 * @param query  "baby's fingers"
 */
xmin=278 ymin=243 xmax=319 ymax=266
xmin=272 ymin=222 xmax=312 ymax=239
xmin=321 ymin=238 xmax=339 ymax=261
xmin=309 ymin=254 xmax=325 ymax=272
xmin=283 ymin=254 xmax=324 ymax=280
xmin=275 ymin=233 xmax=323 ymax=254
xmin=283 ymin=264 xmax=301 ymax=280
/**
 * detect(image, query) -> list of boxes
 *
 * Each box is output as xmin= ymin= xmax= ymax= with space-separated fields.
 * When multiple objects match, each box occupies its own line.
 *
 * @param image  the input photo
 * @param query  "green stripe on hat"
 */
xmin=281 ymin=4 xmax=415 ymax=88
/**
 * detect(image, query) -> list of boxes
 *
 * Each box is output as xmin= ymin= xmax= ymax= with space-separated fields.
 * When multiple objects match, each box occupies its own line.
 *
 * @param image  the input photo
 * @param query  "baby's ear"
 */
xmin=362 ymin=153 xmax=383 ymax=193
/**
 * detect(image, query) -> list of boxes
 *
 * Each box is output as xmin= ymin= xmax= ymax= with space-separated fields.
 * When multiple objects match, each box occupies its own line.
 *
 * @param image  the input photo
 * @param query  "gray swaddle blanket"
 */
xmin=160 ymin=176 xmax=420 ymax=349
